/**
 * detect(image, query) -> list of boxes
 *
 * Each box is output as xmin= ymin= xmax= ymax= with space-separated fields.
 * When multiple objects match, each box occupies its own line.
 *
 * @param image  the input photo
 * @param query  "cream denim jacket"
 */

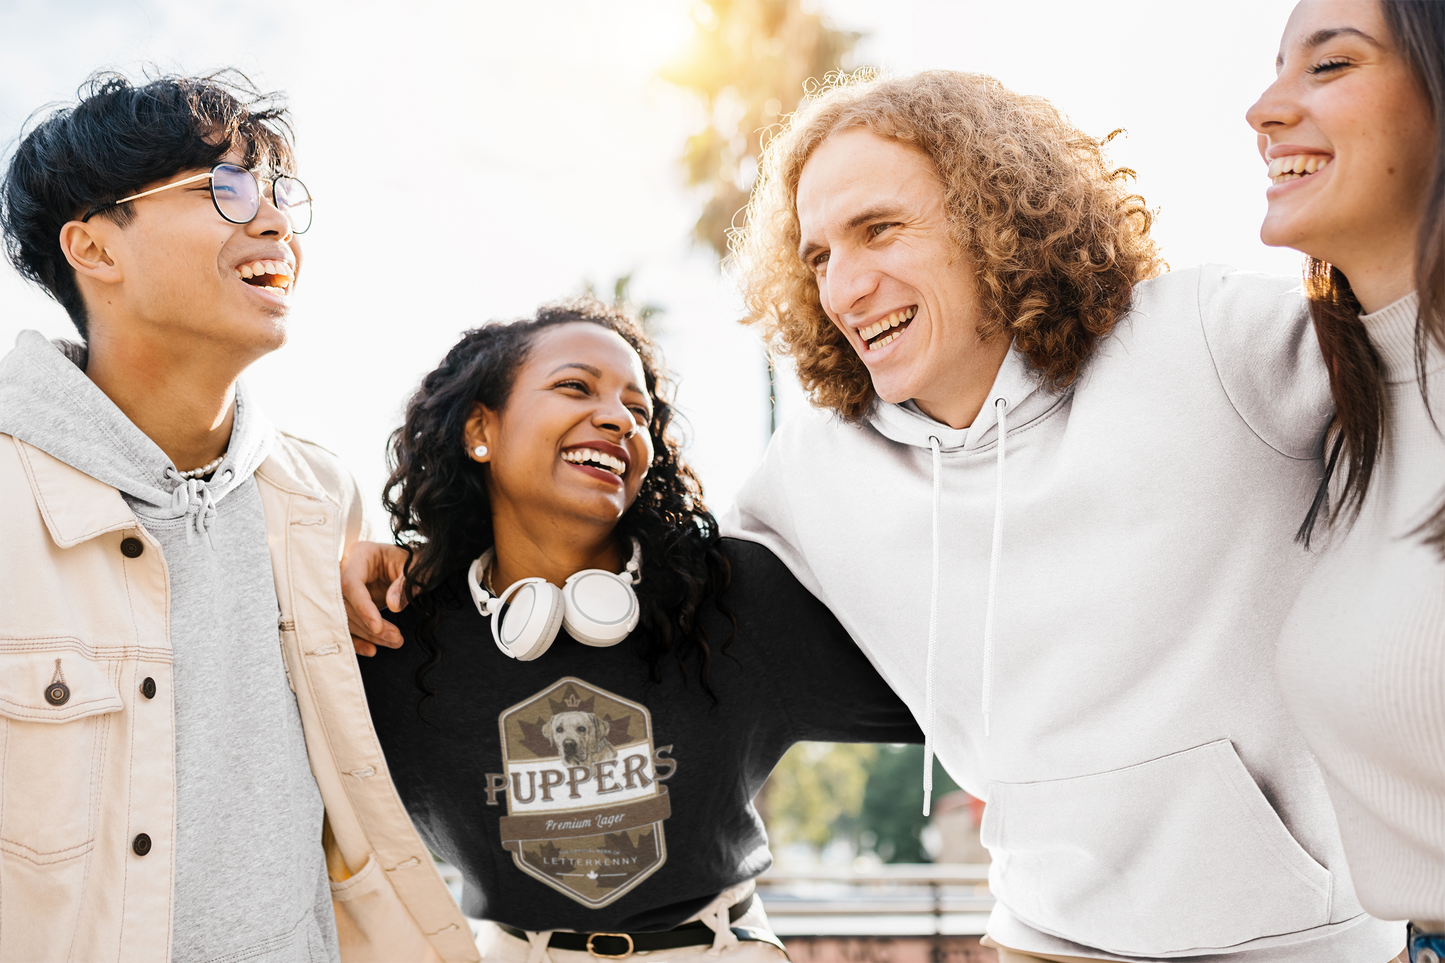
xmin=0 ymin=431 xmax=479 ymax=962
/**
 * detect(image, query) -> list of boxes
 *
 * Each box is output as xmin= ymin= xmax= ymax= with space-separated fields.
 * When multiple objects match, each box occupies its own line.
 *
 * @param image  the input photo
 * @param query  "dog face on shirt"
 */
xmin=546 ymin=710 xmax=617 ymax=770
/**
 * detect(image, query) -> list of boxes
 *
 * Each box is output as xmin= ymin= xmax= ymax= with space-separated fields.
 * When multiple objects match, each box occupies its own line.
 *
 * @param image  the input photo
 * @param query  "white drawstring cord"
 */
xmin=164 ymin=468 xmax=228 ymax=551
xmin=923 ymin=435 xmax=943 ymax=817
xmin=981 ymin=397 xmax=1009 ymax=737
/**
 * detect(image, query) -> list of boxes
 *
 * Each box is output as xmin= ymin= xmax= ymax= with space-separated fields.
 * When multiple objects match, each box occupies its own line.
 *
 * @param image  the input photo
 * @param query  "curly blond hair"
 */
xmin=732 ymin=70 xmax=1163 ymax=419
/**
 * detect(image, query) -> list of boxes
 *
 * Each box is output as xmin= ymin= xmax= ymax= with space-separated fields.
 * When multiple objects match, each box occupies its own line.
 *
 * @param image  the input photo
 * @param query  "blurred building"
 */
xmin=924 ymin=790 xmax=990 ymax=865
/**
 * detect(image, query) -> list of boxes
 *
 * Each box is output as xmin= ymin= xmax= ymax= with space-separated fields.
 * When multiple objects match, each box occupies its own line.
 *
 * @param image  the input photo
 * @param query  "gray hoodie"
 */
xmin=0 ymin=330 xmax=338 ymax=963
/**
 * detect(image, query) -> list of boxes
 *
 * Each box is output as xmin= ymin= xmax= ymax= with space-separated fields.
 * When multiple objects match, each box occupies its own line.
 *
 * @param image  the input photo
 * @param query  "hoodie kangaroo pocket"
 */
xmin=0 ymin=647 xmax=123 ymax=862
xmin=981 ymin=738 xmax=1331 ymax=957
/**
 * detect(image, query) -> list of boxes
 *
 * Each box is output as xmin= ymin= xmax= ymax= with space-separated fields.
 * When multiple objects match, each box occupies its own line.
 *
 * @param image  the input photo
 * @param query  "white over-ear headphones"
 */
xmin=467 ymin=539 xmax=642 ymax=660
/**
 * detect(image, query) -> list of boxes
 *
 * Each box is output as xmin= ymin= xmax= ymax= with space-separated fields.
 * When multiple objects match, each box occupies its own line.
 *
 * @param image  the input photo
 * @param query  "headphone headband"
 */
xmin=467 ymin=539 xmax=643 ymax=659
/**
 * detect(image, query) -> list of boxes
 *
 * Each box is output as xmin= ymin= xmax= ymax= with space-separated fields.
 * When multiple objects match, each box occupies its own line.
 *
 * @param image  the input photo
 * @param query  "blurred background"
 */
xmin=0 ymin=0 xmax=1301 ymax=955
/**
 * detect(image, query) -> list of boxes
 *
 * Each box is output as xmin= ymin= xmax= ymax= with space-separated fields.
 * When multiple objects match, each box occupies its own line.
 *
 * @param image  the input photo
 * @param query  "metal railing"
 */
xmin=755 ymin=863 xmax=994 ymax=935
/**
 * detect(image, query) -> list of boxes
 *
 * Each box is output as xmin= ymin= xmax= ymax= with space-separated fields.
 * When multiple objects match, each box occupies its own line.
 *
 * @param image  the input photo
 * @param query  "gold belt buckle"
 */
xmin=585 ymin=932 xmax=635 ymax=959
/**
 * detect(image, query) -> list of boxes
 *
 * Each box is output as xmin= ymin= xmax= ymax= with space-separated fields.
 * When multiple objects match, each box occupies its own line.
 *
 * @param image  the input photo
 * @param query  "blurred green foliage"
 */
xmin=581 ymin=273 xmax=665 ymax=335
xmin=662 ymin=0 xmax=861 ymax=435
xmin=661 ymin=0 xmax=860 ymax=261
xmin=766 ymin=743 xmax=961 ymax=863
xmin=859 ymin=744 xmax=961 ymax=863
xmin=766 ymin=742 xmax=876 ymax=849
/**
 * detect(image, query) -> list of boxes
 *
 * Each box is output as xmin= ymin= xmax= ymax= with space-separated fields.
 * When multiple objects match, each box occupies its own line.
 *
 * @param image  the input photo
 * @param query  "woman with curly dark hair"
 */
xmin=346 ymin=300 xmax=920 ymax=962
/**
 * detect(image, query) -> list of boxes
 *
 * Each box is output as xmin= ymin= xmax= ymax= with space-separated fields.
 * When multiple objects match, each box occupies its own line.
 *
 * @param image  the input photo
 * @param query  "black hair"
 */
xmin=0 ymin=69 xmax=295 ymax=338
xmin=384 ymin=299 xmax=733 ymax=713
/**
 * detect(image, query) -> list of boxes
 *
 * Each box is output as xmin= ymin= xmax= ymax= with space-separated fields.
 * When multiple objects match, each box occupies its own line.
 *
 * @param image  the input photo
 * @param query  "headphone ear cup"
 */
xmin=561 ymin=569 xmax=641 ymax=647
xmin=495 ymin=579 xmax=565 ymax=660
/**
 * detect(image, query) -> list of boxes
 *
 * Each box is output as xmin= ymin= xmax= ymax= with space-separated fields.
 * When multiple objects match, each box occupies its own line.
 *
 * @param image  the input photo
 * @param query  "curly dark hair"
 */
xmin=1 ymin=69 xmax=294 ymax=338
xmin=384 ymin=299 xmax=731 ymax=708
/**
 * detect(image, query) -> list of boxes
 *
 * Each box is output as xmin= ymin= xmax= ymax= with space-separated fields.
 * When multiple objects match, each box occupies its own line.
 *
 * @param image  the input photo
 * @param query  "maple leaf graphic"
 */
xmin=601 ymin=714 xmax=631 ymax=745
xmin=517 ymin=716 xmax=558 ymax=758
xmin=524 ymin=841 xmax=571 ymax=881
xmin=548 ymin=685 xmax=595 ymax=716
xmin=595 ymin=828 xmax=656 ymax=890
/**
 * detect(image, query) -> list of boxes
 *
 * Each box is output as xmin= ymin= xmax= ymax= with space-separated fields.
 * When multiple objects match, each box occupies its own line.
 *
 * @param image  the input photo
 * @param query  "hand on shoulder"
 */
xmin=340 ymin=541 xmax=409 ymax=656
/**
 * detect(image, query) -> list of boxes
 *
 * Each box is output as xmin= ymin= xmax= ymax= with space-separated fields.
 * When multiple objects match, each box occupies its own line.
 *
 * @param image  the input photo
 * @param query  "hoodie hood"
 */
xmin=0 ymin=329 xmax=274 ymax=545
xmin=865 ymin=346 xmax=1051 ymax=451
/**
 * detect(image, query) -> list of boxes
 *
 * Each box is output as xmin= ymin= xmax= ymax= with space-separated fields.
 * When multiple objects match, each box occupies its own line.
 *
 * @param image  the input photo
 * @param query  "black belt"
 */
xmin=497 ymin=893 xmax=782 ymax=958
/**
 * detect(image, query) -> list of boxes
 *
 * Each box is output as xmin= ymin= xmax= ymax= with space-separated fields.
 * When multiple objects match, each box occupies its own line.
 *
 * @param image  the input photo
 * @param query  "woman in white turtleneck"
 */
xmin=1248 ymin=0 xmax=1445 ymax=954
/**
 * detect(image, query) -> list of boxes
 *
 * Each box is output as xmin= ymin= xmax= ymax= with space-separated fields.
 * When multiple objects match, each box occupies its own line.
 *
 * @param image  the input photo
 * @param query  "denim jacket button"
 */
xmin=140 ymin=677 xmax=157 ymax=699
xmin=132 ymin=833 xmax=151 ymax=856
xmin=120 ymin=537 xmax=144 ymax=558
xmin=45 ymin=681 xmax=70 ymax=706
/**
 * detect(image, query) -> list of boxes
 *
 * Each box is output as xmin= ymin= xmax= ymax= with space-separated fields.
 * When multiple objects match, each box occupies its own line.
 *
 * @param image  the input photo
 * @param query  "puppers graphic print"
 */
xmin=489 ymin=678 xmax=676 ymax=906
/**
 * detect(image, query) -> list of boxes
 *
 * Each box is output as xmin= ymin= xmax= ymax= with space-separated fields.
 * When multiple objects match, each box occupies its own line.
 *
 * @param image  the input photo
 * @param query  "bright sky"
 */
xmin=0 ymin=0 xmax=1301 ymax=518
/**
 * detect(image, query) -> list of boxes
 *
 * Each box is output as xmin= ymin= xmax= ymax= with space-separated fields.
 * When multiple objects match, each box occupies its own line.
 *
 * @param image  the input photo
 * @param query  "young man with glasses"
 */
xmin=0 ymin=72 xmax=475 ymax=962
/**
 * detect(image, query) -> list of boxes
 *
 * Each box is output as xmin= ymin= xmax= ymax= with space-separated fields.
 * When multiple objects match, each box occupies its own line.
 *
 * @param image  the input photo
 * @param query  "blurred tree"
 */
xmin=858 ymin=744 xmax=961 ymax=863
xmin=581 ymin=272 xmax=665 ymax=335
xmin=765 ymin=742 xmax=877 ymax=850
xmin=661 ymin=0 xmax=861 ymax=435
xmin=765 ymin=743 xmax=963 ymax=863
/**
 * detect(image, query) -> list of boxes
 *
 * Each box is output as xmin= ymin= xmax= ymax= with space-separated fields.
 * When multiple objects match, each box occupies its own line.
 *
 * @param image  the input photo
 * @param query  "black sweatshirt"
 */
xmin=359 ymin=538 xmax=923 ymax=933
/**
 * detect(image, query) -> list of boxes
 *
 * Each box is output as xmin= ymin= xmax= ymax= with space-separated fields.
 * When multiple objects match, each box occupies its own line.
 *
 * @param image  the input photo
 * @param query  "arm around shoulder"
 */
xmin=1196 ymin=265 xmax=1333 ymax=460
xmin=722 ymin=539 xmax=923 ymax=746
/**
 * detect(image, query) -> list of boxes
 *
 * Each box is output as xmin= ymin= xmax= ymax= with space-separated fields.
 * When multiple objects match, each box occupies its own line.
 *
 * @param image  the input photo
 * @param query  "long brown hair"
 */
xmin=1300 ymin=0 xmax=1445 ymax=548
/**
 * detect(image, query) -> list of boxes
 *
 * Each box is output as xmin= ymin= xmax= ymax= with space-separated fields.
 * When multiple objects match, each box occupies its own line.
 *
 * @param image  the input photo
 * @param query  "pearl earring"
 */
xmin=471 ymin=445 xmax=489 ymax=460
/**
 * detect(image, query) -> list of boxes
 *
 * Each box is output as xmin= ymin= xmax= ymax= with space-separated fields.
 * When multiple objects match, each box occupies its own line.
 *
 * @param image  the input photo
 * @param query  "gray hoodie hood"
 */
xmin=0 ymin=329 xmax=273 ymax=547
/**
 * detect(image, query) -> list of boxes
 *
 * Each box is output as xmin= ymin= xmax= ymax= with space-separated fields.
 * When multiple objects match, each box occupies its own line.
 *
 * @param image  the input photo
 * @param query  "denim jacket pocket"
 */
xmin=330 ymin=852 xmax=443 ymax=959
xmin=0 ymin=644 xmax=124 ymax=862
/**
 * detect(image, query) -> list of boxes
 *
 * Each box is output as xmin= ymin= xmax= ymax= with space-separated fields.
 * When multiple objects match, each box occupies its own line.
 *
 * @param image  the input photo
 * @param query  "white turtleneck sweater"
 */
xmin=1277 ymin=292 xmax=1445 ymax=925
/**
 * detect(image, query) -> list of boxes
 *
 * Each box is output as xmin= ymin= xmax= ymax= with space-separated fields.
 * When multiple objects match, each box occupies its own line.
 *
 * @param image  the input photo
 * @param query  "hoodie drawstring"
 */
xmin=164 ymin=468 xmax=230 ymax=550
xmin=981 ymin=397 xmax=1008 ymax=737
xmin=921 ymin=397 xmax=1010 ymax=815
xmin=922 ymin=436 xmax=943 ymax=817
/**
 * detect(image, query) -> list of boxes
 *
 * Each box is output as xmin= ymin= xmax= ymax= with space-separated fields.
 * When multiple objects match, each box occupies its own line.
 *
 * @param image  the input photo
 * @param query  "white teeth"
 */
xmin=1267 ymin=154 xmax=1331 ymax=183
xmin=235 ymin=259 xmax=295 ymax=281
xmin=870 ymin=331 xmax=900 ymax=351
xmin=859 ymin=307 xmax=917 ymax=342
xmin=562 ymin=448 xmax=625 ymax=475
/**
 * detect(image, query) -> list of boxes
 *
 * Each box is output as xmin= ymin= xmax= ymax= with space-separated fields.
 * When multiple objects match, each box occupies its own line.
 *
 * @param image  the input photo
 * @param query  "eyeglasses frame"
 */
xmin=80 ymin=163 xmax=312 ymax=234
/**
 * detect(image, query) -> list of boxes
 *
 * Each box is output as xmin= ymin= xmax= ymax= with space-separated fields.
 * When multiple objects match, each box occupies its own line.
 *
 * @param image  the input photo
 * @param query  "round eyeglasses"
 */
xmin=82 ymin=163 xmax=312 ymax=235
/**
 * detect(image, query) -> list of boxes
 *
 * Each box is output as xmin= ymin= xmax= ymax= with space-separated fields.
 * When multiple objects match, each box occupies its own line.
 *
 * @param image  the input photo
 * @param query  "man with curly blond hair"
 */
xmin=723 ymin=71 xmax=1402 ymax=963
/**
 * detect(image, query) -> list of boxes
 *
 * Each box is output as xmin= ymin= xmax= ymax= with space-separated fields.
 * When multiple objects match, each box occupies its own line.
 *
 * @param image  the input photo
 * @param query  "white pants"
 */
xmin=475 ymin=885 xmax=789 ymax=963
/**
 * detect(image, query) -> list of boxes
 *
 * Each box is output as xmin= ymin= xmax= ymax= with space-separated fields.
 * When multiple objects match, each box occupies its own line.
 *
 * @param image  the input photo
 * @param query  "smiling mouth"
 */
xmin=236 ymin=258 xmax=294 ymax=295
xmin=1268 ymin=154 xmax=1332 ymax=186
xmin=561 ymin=447 xmax=627 ymax=477
xmin=860 ymin=306 xmax=916 ymax=351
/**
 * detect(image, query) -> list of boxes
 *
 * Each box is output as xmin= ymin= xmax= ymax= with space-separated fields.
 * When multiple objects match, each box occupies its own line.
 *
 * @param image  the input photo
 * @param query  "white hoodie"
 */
xmin=724 ymin=267 xmax=1403 ymax=962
